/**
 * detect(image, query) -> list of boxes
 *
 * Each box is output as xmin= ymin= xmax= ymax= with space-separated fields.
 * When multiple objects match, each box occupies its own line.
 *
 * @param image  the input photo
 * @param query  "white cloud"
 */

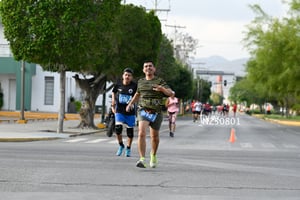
xmin=126 ymin=0 xmax=290 ymax=60
xmin=164 ymin=17 xmax=249 ymax=60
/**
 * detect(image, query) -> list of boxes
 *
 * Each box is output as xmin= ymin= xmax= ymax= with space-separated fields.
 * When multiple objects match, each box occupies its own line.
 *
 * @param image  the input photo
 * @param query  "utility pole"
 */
xmin=165 ymin=24 xmax=186 ymax=58
xmin=190 ymin=62 xmax=205 ymax=77
xmin=147 ymin=0 xmax=170 ymax=21
xmin=153 ymin=0 xmax=170 ymax=12
xmin=17 ymin=60 xmax=27 ymax=124
xmin=124 ymin=1 xmax=170 ymax=21
xmin=165 ymin=24 xmax=186 ymax=46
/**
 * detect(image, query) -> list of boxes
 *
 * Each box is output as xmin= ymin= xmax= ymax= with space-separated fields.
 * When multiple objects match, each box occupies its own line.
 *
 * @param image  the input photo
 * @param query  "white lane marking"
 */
xmin=261 ymin=143 xmax=276 ymax=148
xmin=85 ymin=139 xmax=110 ymax=143
xmin=64 ymin=138 xmax=89 ymax=143
xmin=282 ymin=144 xmax=298 ymax=149
xmin=240 ymin=143 xmax=253 ymax=148
xmin=108 ymin=140 xmax=137 ymax=144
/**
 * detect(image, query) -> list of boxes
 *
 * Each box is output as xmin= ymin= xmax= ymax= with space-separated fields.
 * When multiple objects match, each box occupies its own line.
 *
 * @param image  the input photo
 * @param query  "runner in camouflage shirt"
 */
xmin=137 ymin=76 xmax=169 ymax=113
xmin=126 ymin=61 xmax=174 ymax=168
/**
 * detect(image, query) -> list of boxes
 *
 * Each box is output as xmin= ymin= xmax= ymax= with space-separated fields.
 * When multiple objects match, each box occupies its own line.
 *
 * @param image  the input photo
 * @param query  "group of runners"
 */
xmin=187 ymin=100 xmax=238 ymax=122
xmin=109 ymin=61 xmax=176 ymax=169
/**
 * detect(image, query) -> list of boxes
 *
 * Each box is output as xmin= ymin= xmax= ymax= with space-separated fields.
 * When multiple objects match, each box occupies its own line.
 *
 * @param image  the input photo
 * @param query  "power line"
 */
xmin=165 ymin=24 xmax=186 ymax=31
xmin=165 ymin=24 xmax=186 ymax=45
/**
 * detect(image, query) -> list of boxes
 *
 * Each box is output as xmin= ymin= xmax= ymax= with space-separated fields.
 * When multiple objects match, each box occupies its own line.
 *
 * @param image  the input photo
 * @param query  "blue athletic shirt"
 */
xmin=112 ymin=81 xmax=137 ymax=115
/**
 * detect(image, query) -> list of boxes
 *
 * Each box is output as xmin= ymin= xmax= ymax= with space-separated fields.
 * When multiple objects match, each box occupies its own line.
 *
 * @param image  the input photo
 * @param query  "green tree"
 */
xmin=0 ymin=0 xmax=121 ymax=131
xmin=156 ymin=35 xmax=178 ymax=80
xmin=210 ymin=92 xmax=223 ymax=106
xmin=0 ymin=1 xmax=162 ymax=130
xmin=243 ymin=1 xmax=300 ymax=115
xmin=156 ymin=35 xmax=193 ymax=100
xmin=74 ymin=4 xmax=162 ymax=127
xmin=110 ymin=4 xmax=162 ymax=78
xmin=193 ymin=78 xmax=211 ymax=103
xmin=169 ymin=64 xmax=193 ymax=100
xmin=229 ymin=77 xmax=258 ymax=107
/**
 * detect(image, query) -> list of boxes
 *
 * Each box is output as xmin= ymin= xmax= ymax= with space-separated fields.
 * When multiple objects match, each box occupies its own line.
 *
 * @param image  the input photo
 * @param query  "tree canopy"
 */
xmin=0 ymin=0 xmax=121 ymax=72
xmin=0 ymin=0 xmax=162 ymax=79
xmin=109 ymin=4 xmax=162 ymax=79
xmin=156 ymin=35 xmax=193 ymax=100
xmin=0 ymin=0 xmax=163 ymax=129
xmin=240 ymin=0 xmax=300 ymax=113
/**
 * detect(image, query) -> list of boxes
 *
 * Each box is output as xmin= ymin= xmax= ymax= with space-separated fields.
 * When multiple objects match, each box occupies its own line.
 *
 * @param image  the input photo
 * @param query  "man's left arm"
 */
xmin=153 ymin=79 xmax=174 ymax=97
xmin=153 ymin=85 xmax=173 ymax=96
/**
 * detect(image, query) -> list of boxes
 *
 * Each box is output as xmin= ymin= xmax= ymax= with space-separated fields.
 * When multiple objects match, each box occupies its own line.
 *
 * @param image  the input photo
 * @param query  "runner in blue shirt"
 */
xmin=111 ymin=68 xmax=137 ymax=157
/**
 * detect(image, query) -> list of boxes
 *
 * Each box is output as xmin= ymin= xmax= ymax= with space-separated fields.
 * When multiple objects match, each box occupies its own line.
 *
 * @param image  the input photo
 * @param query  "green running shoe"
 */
xmin=150 ymin=154 xmax=157 ymax=168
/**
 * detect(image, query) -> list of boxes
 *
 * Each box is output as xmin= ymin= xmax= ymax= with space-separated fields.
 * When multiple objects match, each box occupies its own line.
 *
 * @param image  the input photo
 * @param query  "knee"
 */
xmin=126 ymin=128 xmax=134 ymax=138
xmin=152 ymin=134 xmax=159 ymax=141
xmin=115 ymin=124 xmax=123 ymax=135
xmin=150 ymin=130 xmax=159 ymax=139
xmin=138 ymin=131 xmax=146 ymax=139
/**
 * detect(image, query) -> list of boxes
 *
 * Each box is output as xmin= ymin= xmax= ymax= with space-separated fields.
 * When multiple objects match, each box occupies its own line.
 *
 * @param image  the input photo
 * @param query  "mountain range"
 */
xmin=192 ymin=55 xmax=249 ymax=77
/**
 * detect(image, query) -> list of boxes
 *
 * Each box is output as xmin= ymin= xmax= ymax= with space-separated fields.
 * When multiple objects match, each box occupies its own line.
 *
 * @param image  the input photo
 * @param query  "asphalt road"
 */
xmin=0 ymin=113 xmax=300 ymax=200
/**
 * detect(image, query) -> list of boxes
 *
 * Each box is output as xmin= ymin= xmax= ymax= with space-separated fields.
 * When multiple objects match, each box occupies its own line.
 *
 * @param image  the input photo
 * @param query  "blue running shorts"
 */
xmin=115 ymin=113 xmax=136 ymax=128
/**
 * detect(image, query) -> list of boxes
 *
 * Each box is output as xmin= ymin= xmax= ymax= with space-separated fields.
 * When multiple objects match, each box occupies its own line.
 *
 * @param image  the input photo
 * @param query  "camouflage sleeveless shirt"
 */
xmin=137 ymin=77 xmax=170 ymax=113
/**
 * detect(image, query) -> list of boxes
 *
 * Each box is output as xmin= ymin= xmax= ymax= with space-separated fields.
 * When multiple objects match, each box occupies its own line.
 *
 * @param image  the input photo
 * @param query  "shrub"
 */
xmin=75 ymin=101 xmax=82 ymax=112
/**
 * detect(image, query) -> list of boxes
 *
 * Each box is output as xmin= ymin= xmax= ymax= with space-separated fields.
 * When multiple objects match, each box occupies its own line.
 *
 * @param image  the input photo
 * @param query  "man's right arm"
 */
xmin=126 ymin=92 xmax=140 ymax=112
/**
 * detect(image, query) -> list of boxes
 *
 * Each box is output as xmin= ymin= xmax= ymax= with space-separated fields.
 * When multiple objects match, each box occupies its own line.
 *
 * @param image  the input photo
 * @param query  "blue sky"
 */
xmin=124 ymin=0 xmax=289 ymax=60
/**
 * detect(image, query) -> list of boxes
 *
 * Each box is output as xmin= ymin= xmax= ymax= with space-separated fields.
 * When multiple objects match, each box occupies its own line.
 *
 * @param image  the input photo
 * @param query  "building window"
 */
xmin=44 ymin=76 xmax=54 ymax=105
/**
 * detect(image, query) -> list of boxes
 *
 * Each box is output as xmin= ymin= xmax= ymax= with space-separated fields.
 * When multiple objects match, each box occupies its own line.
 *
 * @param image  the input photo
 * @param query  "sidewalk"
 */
xmin=0 ymin=112 xmax=105 ymax=142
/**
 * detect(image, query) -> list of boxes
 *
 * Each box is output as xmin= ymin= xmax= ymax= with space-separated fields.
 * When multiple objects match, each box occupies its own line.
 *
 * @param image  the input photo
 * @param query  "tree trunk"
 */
xmin=73 ymin=74 xmax=109 ymax=129
xmin=57 ymin=68 xmax=66 ymax=133
xmin=78 ymin=96 xmax=96 ymax=128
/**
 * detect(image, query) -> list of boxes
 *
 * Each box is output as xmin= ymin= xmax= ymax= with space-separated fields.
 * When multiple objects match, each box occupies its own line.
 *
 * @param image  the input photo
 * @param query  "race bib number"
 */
xmin=119 ymin=94 xmax=131 ymax=104
xmin=140 ymin=110 xmax=157 ymax=122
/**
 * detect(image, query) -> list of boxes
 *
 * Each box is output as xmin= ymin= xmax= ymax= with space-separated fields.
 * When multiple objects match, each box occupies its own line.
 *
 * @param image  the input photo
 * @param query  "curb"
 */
xmin=0 ymin=129 xmax=106 ymax=143
xmin=0 ymin=137 xmax=63 ymax=142
xmin=264 ymin=118 xmax=300 ymax=127
xmin=252 ymin=114 xmax=300 ymax=127
xmin=69 ymin=130 xmax=105 ymax=137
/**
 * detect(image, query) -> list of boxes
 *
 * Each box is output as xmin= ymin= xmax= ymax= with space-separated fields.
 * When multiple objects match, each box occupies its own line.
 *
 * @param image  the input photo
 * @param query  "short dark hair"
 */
xmin=123 ymin=67 xmax=134 ymax=74
xmin=144 ymin=60 xmax=154 ymax=64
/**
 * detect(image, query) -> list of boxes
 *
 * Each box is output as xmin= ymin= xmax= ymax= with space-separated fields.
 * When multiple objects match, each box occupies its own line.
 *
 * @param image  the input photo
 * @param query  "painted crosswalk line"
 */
xmin=240 ymin=143 xmax=253 ymax=148
xmin=64 ymin=138 xmax=89 ymax=143
xmin=282 ymin=144 xmax=299 ymax=149
xmin=108 ymin=140 xmax=137 ymax=144
xmin=64 ymin=138 xmax=138 ymax=144
xmin=62 ymin=138 xmax=299 ymax=151
xmin=85 ymin=139 xmax=110 ymax=143
xmin=261 ymin=143 xmax=276 ymax=148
